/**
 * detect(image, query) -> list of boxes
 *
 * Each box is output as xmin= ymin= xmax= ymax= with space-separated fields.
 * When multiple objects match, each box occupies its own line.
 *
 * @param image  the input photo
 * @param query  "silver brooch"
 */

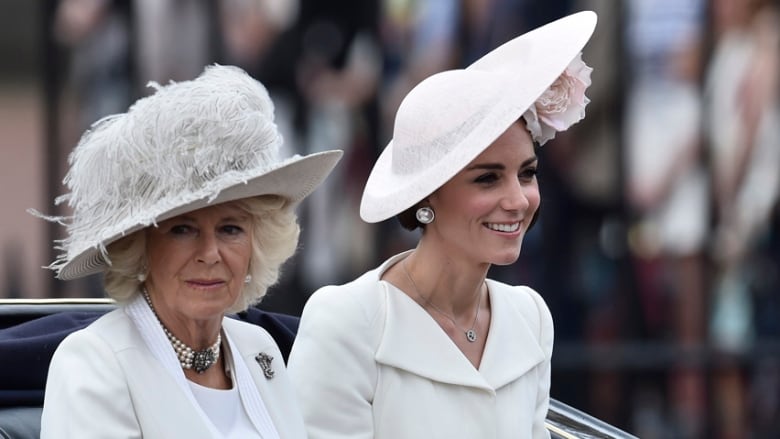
xmin=255 ymin=352 xmax=275 ymax=379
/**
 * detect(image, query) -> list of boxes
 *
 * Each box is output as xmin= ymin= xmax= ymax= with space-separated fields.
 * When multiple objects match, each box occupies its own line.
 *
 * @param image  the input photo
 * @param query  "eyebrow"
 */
xmin=221 ymin=214 xmax=252 ymax=222
xmin=465 ymin=156 xmax=538 ymax=171
xmin=175 ymin=212 xmax=251 ymax=223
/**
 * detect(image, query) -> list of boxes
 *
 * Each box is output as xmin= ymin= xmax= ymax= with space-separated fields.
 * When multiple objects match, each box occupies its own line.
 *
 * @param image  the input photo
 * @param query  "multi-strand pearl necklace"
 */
xmin=142 ymin=288 xmax=221 ymax=374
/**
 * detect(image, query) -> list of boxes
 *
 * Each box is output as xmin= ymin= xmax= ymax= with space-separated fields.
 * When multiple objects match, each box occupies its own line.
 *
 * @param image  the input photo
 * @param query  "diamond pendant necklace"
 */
xmin=401 ymin=259 xmax=483 ymax=343
xmin=142 ymin=287 xmax=221 ymax=374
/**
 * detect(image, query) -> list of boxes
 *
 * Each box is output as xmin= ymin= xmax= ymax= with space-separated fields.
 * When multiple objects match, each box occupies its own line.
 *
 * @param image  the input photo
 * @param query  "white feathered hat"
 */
xmin=38 ymin=64 xmax=342 ymax=280
xmin=360 ymin=11 xmax=596 ymax=223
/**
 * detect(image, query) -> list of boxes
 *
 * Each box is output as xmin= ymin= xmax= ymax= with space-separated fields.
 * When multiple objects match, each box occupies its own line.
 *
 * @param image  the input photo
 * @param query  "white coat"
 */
xmin=41 ymin=296 xmax=306 ymax=438
xmin=288 ymin=252 xmax=553 ymax=439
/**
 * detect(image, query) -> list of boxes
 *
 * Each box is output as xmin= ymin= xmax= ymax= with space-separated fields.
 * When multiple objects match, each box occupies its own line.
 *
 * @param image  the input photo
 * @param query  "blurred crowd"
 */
xmin=40 ymin=0 xmax=780 ymax=437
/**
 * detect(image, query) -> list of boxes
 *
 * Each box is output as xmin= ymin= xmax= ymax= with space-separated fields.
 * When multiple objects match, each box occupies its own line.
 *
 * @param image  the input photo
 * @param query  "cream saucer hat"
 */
xmin=37 ymin=65 xmax=342 ymax=280
xmin=360 ymin=11 xmax=597 ymax=223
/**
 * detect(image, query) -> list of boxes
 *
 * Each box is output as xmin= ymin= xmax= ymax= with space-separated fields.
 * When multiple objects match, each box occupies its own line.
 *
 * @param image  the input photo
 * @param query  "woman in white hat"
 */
xmin=287 ymin=11 xmax=597 ymax=438
xmin=37 ymin=65 xmax=342 ymax=438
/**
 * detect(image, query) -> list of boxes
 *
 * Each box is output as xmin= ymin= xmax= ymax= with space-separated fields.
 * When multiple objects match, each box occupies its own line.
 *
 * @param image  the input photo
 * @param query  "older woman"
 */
xmin=37 ymin=65 xmax=342 ymax=438
xmin=287 ymin=11 xmax=596 ymax=439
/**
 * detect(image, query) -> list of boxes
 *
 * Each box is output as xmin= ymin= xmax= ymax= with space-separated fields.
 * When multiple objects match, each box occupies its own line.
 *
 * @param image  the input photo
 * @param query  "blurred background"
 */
xmin=1 ymin=0 xmax=779 ymax=437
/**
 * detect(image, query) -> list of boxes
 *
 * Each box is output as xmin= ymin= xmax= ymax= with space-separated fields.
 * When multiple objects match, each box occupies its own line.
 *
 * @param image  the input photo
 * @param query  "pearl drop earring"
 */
xmin=415 ymin=206 xmax=435 ymax=224
xmin=137 ymin=265 xmax=148 ymax=282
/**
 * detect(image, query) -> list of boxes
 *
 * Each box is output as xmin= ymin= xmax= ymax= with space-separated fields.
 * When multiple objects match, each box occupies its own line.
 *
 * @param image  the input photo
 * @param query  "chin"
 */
xmin=491 ymin=249 xmax=522 ymax=266
xmin=190 ymin=300 xmax=233 ymax=318
xmin=492 ymin=257 xmax=520 ymax=266
xmin=490 ymin=239 xmax=524 ymax=265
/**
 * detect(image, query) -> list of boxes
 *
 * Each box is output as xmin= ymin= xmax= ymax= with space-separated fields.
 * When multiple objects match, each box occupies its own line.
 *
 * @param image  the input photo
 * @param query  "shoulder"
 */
xmin=47 ymin=311 xmax=133 ymax=381
xmin=289 ymin=269 xmax=387 ymax=416
xmin=301 ymin=267 xmax=387 ymax=332
xmin=292 ymin=267 xmax=389 ymax=363
xmin=293 ymin=253 xmax=408 ymax=357
xmin=57 ymin=308 xmax=136 ymax=356
xmin=223 ymin=317 xmax=277 ymax=349
xmin=306 ymin=268 xmax=386 ymax=308
xmin=488 ymin=280 xmax=553 ymax=349
xmin=301 ymin=252 xmax=408 ymax=322
xmin=42 ymin=312 xmax=142 ymax=437
xmin=489 ymin=280 xmax=551 ymax=318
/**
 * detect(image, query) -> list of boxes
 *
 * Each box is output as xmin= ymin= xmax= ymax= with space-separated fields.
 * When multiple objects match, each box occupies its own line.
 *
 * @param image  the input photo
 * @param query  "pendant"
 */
xmin=466 ymin=329 xmax=477 ymax=342
xmin=192 ymin=349 xmax=217 ymax=374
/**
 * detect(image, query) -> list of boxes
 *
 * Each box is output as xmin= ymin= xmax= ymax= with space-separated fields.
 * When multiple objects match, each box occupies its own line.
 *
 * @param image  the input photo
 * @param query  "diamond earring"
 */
xmin=415 ymin=206 xmax=435 ymax=224
xmin=244 ymin=275 xmax=252 ymax=284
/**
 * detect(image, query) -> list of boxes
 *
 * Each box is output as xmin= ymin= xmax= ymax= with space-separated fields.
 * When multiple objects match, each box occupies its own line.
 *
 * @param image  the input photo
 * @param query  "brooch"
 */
xmin=255 ymin=352 xmax=275 ymax=379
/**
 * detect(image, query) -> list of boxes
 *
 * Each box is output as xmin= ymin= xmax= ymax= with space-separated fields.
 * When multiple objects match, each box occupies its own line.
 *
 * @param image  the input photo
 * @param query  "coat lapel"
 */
xmin=375 ymin=273 xmax=545 ymax=392
xmin=376 ymin=282 xmax=493 ymax=391
xmin=478 ymin=280 xmax=545 ymax=389
xmin=222 ymin=318 xmax=283 ymax=439
xmin=124 ymin=297 xmax=223 ymax=437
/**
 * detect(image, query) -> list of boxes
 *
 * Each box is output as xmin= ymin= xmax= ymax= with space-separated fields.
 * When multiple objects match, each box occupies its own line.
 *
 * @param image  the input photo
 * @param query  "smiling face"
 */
xmin=144 ymin=201 xmax=254 ymax=323
xmin=426 ymin=120 xmax=540 ymax=266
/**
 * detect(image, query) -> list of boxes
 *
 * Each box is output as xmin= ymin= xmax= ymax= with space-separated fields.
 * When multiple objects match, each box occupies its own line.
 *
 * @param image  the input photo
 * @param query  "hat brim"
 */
xmin=360 ymin=11 xmax=597 ymax=223
xmin=360 ymin=75 xmax=532 ymax=223
xmin=57 ymin=149 xmax=342 ymax=280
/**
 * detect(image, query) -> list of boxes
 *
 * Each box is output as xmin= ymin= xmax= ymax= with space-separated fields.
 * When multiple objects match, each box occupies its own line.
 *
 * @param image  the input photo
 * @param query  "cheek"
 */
xmin=521 ymin=179 xmax=541 ymax=210
xmin=226 ymin=240 xmax=253 ymax=272
xmin=528 ymin=187 xmax=541 ymax=211
xmin=147 ymin=244 xmax=188 ymax=281
xmin=473 ymin=197 xmax=500 ymax=216
xmin=146 ymin=239 xmax=176 ymax=273
xmin=452 ymin=193 xmax=505 ymax=220
xmin=439 ymin=197 xmax=490 ymax=221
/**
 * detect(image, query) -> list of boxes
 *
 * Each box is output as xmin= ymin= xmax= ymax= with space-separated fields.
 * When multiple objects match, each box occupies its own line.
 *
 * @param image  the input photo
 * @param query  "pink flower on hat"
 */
xmin=522 ymin=53 xmax=592 ymax=145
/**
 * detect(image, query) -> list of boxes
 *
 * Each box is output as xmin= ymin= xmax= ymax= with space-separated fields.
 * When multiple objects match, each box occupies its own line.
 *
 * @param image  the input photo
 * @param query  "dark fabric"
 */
xmin=0 ymin=312 xmax=100 ymax=407
xmin=0 ymin=307 xmax=300 ymax=408
xmin=236 ymin=307 xmax=300 ymax=363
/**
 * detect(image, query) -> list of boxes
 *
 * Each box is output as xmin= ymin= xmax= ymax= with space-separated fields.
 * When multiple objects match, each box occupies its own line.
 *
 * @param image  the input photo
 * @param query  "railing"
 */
xmin=546 ymin=399 xmax=638 ymax=438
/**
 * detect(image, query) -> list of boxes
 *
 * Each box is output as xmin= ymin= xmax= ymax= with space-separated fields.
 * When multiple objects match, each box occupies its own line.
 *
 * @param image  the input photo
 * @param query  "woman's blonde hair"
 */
xmin=104 ymin=195 xmax=299 ymax=313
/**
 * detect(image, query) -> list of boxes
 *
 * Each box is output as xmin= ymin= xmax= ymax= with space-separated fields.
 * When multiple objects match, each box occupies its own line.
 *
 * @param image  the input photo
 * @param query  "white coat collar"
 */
xmin=125 ymin=295 xmax=280 ymax=439
xmin=222 ymin=320 xmax=280 ymax=439
xmin=374 ymin=252 xmax=545 ymax=391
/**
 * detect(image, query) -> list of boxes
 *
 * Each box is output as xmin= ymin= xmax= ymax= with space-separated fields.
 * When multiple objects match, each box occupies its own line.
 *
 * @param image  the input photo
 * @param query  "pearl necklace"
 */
xmin=142 ymin=288 xmax=221 ymax=374
xmin=401 ymin=259 xmax=483 ymax=343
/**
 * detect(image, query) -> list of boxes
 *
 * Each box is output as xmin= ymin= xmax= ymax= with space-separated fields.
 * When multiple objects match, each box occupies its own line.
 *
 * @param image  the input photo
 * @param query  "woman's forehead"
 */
xmin=163 ymin=201 xmax=251 ymax=223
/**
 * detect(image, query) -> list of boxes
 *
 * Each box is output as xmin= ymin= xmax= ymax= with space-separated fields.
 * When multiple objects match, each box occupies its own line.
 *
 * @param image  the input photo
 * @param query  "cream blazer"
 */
xmin=288 ymin=252 xmax=553 ymax=439
xmin=41 ymin=298 xmax=306 ymax=438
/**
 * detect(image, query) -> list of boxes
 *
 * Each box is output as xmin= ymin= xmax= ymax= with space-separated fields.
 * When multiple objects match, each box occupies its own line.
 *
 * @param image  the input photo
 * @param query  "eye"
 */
xmin=220 ymin=224 xmax=245 ymax=236
xmin=169 ymin=224 xmax=195 ymax=235
xmin=474 ymin=172 xmax=499 ymax=184
xmin=519 ymin=167 xmax=538 ymax=182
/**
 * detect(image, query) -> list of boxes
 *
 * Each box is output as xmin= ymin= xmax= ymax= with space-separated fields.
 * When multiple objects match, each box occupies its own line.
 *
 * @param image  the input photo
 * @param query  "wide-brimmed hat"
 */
xmin=360 ymin=11 xmax=596 ymax=223
xmin=38 ymin=65 xmax=342 ymax=280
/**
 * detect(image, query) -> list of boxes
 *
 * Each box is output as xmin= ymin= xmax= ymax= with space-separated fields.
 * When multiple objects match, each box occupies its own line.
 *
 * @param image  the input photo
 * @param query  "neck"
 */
xmin=403 ymin=249 xmax=487 ymax=318
xmin=142 ymin=287 xmax=222 ymax=374
xmin=142 ymin=287 xmax=221 ymax=349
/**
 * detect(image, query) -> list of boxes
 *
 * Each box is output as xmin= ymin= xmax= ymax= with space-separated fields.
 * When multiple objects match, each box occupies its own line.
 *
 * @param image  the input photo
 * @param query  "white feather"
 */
xmin=44 ymin=65 xmax=286 ymax=273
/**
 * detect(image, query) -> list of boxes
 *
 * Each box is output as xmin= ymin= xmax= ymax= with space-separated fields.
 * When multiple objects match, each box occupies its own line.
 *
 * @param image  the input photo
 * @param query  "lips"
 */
xmin=484 ymin=222 xmax=521 ymax=233
xmin=186 ymin=279 xmax=225 ymax=288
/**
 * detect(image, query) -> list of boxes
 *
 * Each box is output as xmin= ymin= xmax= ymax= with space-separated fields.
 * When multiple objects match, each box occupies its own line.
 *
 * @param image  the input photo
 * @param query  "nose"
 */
xmin=501 ymin=180 xmax=531 ymax=212
xmin=195 ymin=231 xmax=221 ymax=265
